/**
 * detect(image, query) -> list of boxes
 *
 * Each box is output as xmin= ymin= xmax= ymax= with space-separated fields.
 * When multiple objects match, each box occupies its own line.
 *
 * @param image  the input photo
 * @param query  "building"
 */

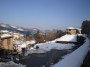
xmin=81 ymin=20 xmax=90 ymax=34
xmin=81 ymin=20 xmax=90 ymax=38
xmin=12 ymin=33 xmax=20 ymax=40
xmin=66 ymin=27 xmax=78 ymax=35
xmin=12 ymin=33 xmax=24 ymax=40
xmin=0 ymin=34 xmax=13 ymax=50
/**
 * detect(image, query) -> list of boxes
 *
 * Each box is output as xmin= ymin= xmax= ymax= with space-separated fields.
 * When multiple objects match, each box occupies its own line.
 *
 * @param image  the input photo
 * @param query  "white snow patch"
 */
xmin=0 ymin=61 xmax=26 ymax=67
xmin=0 ymin=30 xmax=9 ymax=33
xmin=29 ymin=40 xmax=36 ymax=44
xmin=13 ymin=40 xmax=23 ymax=45
xmin=11 ymin=26 xmax=18 ymax=29
xmin=25 ymin=42 xmax=75 ymax=56
xmin=20 ymin=43 xmax=27 ymax=48
xmin=51 ymin=34 xmax=77 ymax=43
xmin=1 ymin=34 xmax=12 ymax=38
xmin=67 ymin=27 xmax=76 ymax=29
xmin=11 ymin=26 xmax=25 ymax=31
xmin=34 ymin=43 xmax=75 ymax=51
xmin=20 ymin=34 xmax=24 ymax=37
xmin=17 ymin=28 xmax=24 ymax=31
xmin=0 ymin=24 xmax=7 ymax=27
xmin=13 ymin=40 xmax=29 ymax=52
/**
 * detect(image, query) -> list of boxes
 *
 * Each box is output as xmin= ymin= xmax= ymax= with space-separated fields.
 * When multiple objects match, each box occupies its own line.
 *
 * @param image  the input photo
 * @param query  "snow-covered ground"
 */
xmin=34 ymin=43 xmax=75 ymax=51
xmin=25 ymin=43 xmax=75 ymax=56
xmin=53 ymin=37 xmax=90 ymax=67
xmin=0 ymin=61 xmax=26 ymax=67
xmin=13 ymin=40 xmax=36 ymax=52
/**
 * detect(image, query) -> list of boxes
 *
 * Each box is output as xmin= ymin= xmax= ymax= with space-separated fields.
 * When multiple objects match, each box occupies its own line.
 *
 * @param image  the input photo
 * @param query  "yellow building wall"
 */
xmin=66 ymin=29 xmax=77 ymax=35
xmin=9 ymin=38 xmax=13 ymax=50
xmin=2 ymin=37 xmax=13 ymax=50
xmin=2 ymin=39 xmax=8 ymax=50
xmin=13 ymin=34 xmax=20 ymax=39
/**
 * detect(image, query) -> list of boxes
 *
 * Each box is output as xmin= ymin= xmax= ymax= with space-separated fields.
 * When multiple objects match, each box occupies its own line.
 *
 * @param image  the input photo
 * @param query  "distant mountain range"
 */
xmin=0 ymin=23 xmax=38 ymax=35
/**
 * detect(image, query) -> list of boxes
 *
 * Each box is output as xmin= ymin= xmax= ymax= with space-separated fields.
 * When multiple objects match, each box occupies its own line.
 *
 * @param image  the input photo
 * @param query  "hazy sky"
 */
xmin=0 ymin=0 xmax=90 ymax=30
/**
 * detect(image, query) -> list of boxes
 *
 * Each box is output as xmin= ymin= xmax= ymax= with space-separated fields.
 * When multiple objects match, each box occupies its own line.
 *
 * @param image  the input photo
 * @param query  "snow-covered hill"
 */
xmin=0 ymin=23 xmax=35 ymax=35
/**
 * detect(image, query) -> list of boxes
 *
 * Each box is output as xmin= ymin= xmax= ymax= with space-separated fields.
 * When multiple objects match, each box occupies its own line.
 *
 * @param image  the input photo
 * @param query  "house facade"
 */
xmin=13 ymin=33 xmax=20 ymax=40
xmin=66 ymin=27 xmax=78 ymax=35
xmin=0 ymin=34 xmax=13 ymax=50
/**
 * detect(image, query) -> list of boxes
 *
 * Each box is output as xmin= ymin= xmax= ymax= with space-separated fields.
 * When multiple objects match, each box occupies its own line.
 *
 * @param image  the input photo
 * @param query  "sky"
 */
xmin=0 ymin=0 xmax=90 ymax=30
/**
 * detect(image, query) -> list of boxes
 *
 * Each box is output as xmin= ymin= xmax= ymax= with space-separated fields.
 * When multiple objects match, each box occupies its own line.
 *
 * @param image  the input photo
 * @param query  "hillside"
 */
xmin=0 ymin=23 xmax=37 ymax=35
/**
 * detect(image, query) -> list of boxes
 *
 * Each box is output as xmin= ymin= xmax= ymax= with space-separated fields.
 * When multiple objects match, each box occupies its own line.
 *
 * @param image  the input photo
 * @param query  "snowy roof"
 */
xmin=67 ymin=27 xmax=76 ymax=29
xmin=1 ymin=34 xmax=12 ymax=38
xmin=52 ymin=34 xmax=77 ymax=43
